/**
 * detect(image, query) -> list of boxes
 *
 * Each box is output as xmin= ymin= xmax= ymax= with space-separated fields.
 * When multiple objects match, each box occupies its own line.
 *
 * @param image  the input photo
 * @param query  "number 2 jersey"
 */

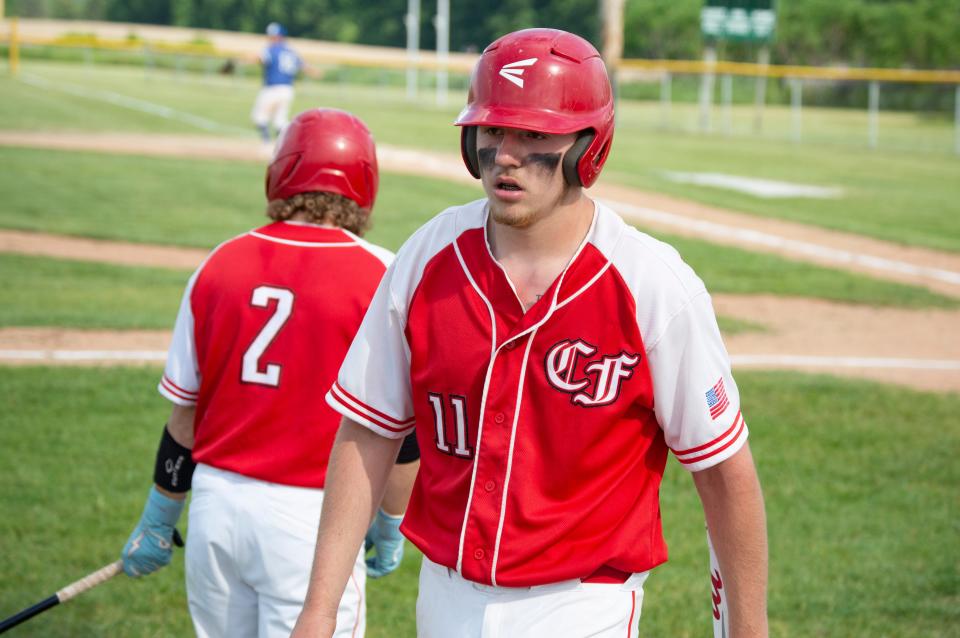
xmin=159 ymin=221 xmax=393 ymax=488
xmin=327 ymin=199 xmax=749 ymax=587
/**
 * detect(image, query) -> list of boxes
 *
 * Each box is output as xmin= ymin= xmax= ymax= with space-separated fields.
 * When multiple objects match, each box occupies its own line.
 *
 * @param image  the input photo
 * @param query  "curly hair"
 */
xmin=266 ymin=192 xmax=371 ymax=236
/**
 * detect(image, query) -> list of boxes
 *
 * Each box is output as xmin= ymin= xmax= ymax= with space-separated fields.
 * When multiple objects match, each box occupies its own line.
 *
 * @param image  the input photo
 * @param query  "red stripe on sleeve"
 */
xmin=161 ymin=375 xmax=198 ymax=398
xmin=672 ymin=410 xmax=741 ymax=455
xmin=330 ymin=383 xmax=414 ymax=432
xmin=160 ymin=377 xmax=198 ymax=402
xmin=676 ymin=417 xmax=746 ymax=465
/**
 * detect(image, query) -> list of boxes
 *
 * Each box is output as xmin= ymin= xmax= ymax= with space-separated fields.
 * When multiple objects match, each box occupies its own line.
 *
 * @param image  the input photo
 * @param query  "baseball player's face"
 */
xmin=475 ymin=126 xmax=578 ymax=229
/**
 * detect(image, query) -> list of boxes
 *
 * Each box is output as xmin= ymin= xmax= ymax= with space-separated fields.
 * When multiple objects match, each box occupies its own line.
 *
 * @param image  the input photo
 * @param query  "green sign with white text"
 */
xmin=701 ymin=0 xmax=776 ymax=43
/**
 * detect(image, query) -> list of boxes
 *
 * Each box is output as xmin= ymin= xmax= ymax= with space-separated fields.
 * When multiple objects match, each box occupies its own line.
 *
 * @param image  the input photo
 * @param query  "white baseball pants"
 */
xmin=186 ymin=464 xmax=366 ymax=638
xmin=416 ymin=557 xmax=647 ymax=638
xmin=251 ymin=84 xmax=295 ymax=130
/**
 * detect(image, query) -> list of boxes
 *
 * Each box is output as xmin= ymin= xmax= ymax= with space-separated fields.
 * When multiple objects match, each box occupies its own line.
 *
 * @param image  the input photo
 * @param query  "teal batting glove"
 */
xmin=121 ymin=486 xmax=185 ymax=577
xmin=364 ymin=509 xmax=404 ymax=579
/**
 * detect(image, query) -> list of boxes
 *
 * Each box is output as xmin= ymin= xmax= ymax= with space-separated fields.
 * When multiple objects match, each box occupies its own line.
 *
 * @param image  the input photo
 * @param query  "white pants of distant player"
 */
xmin=417 ymin=557 xmax=648 ymax=638
xmin=251 ymin=84 xmax=295 ymax=132
xmin=186 ymin=464 xmax=366 ymax=638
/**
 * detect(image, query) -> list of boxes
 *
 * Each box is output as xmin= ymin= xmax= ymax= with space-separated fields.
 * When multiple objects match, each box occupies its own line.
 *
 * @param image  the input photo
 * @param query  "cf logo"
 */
xmin=545 ymin=339 xmax=640 ymax=407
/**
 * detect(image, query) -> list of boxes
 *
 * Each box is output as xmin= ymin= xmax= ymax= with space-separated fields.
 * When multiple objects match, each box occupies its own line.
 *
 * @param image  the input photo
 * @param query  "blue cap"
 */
xmin=266 ymin=22 xmax=286 ymax=37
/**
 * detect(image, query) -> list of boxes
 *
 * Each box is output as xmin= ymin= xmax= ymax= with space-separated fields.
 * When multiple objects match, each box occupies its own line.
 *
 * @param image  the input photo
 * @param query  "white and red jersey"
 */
xmin=327 ymin=200 xmax=748 ymax=587
xmin=160 ymin=221 xmax=392 ymax=488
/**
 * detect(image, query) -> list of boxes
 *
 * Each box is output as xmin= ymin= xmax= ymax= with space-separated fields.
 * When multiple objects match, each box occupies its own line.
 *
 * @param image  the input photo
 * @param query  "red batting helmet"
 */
xmin=455 ymin=28 xmax=614 ymax=188
xmin=266 ymin=108 xmax=379 ymax=211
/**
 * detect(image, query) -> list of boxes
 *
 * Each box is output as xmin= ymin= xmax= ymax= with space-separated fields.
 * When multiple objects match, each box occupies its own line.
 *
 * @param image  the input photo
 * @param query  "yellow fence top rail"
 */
xmin=3 ymin=34 xmax=477 ymax=72
xmin=620 ymin=58 xmax=960 ymax=85
xmin=4 ymin=29 xmax=958 ymax=84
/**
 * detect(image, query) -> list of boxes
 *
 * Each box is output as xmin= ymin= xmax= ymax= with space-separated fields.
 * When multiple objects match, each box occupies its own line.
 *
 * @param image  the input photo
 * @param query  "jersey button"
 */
xmin=474 ymin=548 xmax=485 ymax=560
xmin=494 ymin=413 xmax=505 ymax=424
xmin=484 ymin=480 xmax=496 ymax=492
xmin=504 ymin=340 xmax=517 ymax=350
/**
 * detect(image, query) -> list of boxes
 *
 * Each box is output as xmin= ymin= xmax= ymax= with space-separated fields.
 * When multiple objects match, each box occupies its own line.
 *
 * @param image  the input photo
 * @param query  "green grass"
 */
xmin=0 ymin=61 xmax=464 ymax=150
xmin=651 ymin=370 xmax=960 ymax=637
xmin=0 ymin=253 xmax=188 ymax=328
xmin=0 ymin=147 xmax=262 ymax=248
xmin=663 ymin=232 xmax=956 ymax=308
xmin=2 ymin=60 xmax=959 ymax=252
xmin=605 ymin=117 xmax=960 ymax=253
xmin=0 ymin=367 xmax=956 ymax=636
xmin=0 ymin=367 xmax=192 ymax=637
xmin=0 ymin=145 xmax=479 ymax=250
xmin=0 ymin=63 xmax=240 ymax=136
xmin=2 ymin=145 xmax=955 ymax=313
xmin=620 ymin=86 xmax=957 ymax=155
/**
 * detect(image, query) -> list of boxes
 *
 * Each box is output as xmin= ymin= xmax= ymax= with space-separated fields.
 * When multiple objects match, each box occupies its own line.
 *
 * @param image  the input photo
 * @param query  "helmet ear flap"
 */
xmin=562 ymin=132 xmax=595 ymax=187
xmin=461 ymin=126 xmax=480 ymax=178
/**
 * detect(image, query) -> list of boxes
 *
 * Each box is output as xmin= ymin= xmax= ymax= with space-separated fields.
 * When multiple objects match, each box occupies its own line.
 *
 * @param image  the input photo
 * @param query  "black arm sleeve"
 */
xmin=153 ymin=426 xmax=196 ymax=493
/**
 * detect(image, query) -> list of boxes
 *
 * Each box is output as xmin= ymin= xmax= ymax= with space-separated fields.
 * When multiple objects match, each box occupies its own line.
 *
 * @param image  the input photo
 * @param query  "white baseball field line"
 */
xmin=19 ymin=73 xmax=250 ymax=136
xmin=0 ymin=350 xmax=167 ymax=362
xmin=602 ymin=200 xmax=960 ymax=287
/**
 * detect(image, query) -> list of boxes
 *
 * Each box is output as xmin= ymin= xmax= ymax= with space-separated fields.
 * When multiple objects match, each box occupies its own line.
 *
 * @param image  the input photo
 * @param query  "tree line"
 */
xmin=9 ymin=0 xmax=960 ymax=70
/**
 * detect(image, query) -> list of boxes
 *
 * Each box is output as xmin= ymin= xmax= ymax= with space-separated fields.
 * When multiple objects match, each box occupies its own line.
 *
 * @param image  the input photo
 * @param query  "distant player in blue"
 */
xmin=252 ymin=23 xmax=303 ymax=145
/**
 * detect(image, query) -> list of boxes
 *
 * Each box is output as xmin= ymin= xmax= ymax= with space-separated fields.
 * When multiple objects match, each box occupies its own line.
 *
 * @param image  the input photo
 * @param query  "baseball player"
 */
xmin=293 ymin=29 xmax=768 ymax=638
xmin=120 ymin=108 xmax=419 ymax=638
xmin=252 ymin=22 xmax=302 ymax=146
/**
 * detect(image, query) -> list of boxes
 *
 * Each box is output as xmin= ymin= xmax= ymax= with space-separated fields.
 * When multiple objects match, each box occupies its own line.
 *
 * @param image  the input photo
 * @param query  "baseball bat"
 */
xmin=706 ymin=527 xmax=729 ymax=638
xmin=0 ymin=560 xmax=122 ymax=634
xmin=0 ymin=529 xmax=183 ymax=635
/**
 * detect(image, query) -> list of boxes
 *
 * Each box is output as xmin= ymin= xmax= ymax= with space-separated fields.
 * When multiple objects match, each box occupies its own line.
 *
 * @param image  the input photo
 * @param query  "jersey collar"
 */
xmin=249 ymin=221 xmax=357 ymax=246
xmin=454 ymin=201 xmax=613 ymax=344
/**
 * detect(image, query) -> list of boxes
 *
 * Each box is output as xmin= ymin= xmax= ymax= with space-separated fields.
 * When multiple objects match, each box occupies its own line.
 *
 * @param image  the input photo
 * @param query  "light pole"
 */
xmin=435 ymin=0 xmax=449 ymax=106
xmin=405 ymin=0 xmax=421 ymax=100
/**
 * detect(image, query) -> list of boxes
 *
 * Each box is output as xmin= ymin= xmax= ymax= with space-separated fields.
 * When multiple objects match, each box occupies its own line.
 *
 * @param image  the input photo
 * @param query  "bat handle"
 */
xmin=55 ymin=560 xmax=122 ymax=604
xmin=0 ymin=596 xmax=59 ymax=634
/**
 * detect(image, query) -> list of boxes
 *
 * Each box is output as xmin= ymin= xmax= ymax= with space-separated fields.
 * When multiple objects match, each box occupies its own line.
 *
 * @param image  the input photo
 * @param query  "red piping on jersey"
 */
xmin=161 ymin=376 xmax=198 ymax=401
xmin=331 ymin=382 xmax=415 ymax=431
xmin=672 ymin=410 xmax=742 ymax=455
xmin=161 ymin=375 xmax=198 ymax=398
xmin=675 ymin=413 xmax=746 ymax=465
xmin=489 ymin=326 xmax=539 ymax=586
xmin=449 ymin=233 xmax=498 ymax=576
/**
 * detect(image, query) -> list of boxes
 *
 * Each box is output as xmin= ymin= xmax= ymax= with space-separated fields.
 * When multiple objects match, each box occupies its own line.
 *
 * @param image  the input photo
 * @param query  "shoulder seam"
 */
xmin=616 ymin=225 xmax=709 ymax=298
xmin=339 ymin=230 xmax=394 ymax=267
xmin=192 ymin=231 xmax=248 ymax=284
xmin=645 ymin=289 xmax=712 ymax=354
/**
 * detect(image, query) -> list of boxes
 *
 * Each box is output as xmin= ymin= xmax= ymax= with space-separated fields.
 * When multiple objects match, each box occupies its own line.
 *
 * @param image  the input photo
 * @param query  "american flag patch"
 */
xmin=705 ymin=377 xmax=730 ymax=420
